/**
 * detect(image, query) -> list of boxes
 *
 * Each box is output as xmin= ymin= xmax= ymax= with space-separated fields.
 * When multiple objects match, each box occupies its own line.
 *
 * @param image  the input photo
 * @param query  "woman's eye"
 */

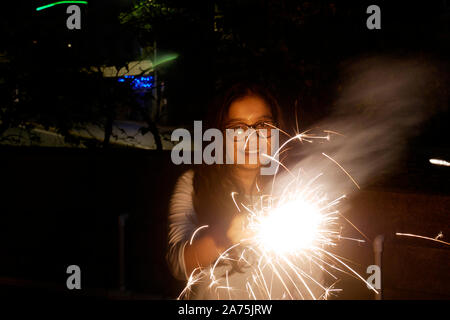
xmin=235 ymin=127 xmax=246 ymax=134
xmin=256 ymin=122 xmax=274 ymax=130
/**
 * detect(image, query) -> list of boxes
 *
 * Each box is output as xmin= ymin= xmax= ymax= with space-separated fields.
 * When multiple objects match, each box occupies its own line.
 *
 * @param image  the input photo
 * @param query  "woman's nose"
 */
xmin=243 ymin=132 xmax=259 ymax=152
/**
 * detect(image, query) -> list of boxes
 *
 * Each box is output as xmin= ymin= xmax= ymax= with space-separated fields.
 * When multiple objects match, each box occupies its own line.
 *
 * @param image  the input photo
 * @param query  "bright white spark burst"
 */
xmin=179 ymin=130 xmax=378 ymax=300
xmin=254 ymin=199 xmax=324 ymax=254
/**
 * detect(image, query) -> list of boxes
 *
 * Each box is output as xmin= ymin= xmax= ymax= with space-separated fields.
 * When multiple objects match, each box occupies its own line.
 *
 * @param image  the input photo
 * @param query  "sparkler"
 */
xmin=179 ymin=129 xmax=379 ymax=300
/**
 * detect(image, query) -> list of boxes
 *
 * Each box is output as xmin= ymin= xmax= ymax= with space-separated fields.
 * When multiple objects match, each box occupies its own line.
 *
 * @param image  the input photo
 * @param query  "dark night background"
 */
xmin=0 ymin=0 xmax=449 ymax=299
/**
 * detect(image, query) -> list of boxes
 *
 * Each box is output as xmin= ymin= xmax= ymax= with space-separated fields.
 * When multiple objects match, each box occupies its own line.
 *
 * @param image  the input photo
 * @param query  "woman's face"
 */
xmin=224 ymin=95 xmax=274 ymax=170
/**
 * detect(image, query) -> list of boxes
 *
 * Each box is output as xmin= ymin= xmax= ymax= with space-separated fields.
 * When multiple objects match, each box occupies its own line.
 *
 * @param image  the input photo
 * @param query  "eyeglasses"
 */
xmin=225 ymin=121 xmax=277 ymax=141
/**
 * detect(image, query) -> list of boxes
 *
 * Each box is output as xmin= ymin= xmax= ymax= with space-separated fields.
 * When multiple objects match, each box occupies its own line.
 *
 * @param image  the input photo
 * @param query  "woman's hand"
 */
xmin=226 ymin=214 xmax=253 ymax=244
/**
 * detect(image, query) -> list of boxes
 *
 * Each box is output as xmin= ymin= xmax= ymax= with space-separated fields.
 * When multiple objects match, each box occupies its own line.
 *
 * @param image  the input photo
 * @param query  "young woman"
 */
xmin=166 ymin=81 xmax=313 ymax=299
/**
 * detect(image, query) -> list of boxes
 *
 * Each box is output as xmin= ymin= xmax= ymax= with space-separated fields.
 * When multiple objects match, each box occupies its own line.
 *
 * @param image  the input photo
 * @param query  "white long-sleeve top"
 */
xmin=166 ymin=169 xmax=197 ymax=281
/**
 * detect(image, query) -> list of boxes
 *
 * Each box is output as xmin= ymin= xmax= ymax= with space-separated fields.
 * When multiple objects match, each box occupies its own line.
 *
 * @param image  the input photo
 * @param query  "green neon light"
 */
xmin=36 ymin=1 xmax=88 ymax=12
xmin=153 ymin=54 xmax=179 ymax=68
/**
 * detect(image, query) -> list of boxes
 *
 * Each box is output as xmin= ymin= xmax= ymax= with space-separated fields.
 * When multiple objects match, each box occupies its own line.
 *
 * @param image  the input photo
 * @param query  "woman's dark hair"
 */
xmin=192 ymin=81 xmax=286 ymax=246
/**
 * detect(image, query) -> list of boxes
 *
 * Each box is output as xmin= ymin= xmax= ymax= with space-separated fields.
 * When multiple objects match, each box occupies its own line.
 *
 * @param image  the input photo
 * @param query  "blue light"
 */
xmin=117 ymin=75 xmax=154 ymax=90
